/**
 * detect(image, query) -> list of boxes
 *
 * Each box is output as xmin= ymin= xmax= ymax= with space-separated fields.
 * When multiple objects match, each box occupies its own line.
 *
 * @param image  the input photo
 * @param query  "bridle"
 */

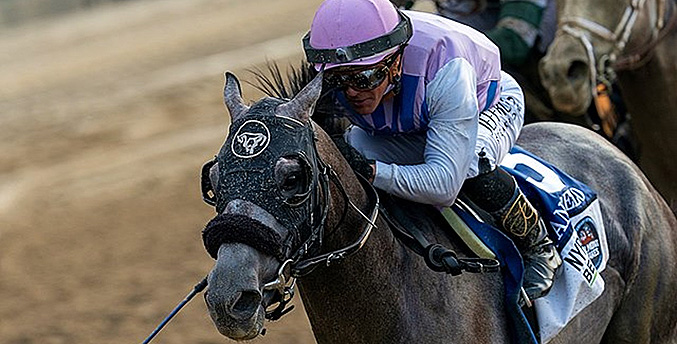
xmin=142 ymin=113 xmax=499 ymax=343
xmin=557 ymin=0 xmax=676 ymax=94
xmin=255 ymin=156 xmax=380 ymax=321
xmin=142 ymin=115 xmax=379 ymax=343
xmin=261 ymin=168 xmax=380 ymax=320
xmin=201 ymin=115 xmax=381 ymax=321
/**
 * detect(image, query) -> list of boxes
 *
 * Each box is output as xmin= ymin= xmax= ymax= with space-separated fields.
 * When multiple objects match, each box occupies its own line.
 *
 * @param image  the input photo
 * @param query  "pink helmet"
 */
xmin=303 ymin=0 xmax=413 ymax=70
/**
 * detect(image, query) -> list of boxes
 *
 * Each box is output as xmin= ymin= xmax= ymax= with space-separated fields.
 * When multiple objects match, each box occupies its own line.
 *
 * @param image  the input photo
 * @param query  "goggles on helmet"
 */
xmin=324 ymin=51 xmax=401 ymax=90
xmin=303 ymin=10 xmax=412 ymax=65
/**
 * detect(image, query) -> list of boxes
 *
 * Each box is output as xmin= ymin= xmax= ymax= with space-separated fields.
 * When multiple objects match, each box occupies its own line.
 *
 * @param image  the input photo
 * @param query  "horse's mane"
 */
xmin=248 ymin=61 xmax=349 ymax=136
xmin=247 ymin=61 xmax=317 ymax=100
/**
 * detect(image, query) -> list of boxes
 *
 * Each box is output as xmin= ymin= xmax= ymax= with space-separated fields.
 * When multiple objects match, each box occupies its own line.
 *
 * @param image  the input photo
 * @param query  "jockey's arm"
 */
xmin=372 ymin=58 xmax=479 ymax=206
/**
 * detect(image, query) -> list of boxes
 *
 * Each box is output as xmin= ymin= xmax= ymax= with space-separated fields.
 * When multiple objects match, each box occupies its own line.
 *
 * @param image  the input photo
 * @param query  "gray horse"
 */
xmin=539 ymin=0 xmax=677 ymax=207
xmin=201 ymin=71 xmax=677 ymax=343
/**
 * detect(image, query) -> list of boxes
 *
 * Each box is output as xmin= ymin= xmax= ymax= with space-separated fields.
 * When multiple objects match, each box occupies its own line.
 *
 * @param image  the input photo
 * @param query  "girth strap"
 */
xmin=380 ymin=205 xmax=500 ymax=275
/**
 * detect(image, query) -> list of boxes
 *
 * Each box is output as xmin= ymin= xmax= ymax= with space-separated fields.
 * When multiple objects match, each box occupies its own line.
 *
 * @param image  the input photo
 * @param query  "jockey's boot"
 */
xmin=462 ymin=155 xmax=562 ymax=301
xmin=492 ymin=181 xmax=562 ymax=300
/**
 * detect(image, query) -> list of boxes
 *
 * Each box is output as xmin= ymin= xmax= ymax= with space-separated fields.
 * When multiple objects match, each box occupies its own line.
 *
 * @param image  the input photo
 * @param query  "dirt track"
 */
xmin=0 ymin=0 xmax=323 ymax=342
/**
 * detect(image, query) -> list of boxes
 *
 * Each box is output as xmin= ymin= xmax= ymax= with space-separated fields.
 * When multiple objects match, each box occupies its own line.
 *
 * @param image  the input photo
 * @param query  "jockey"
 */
xmin=304 ymin=0 xmax=561 ymax=301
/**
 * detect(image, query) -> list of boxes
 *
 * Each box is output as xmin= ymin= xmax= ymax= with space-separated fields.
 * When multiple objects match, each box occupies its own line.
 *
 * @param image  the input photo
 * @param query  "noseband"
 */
xmin=201 ymin=114 xmax=380 ymax=320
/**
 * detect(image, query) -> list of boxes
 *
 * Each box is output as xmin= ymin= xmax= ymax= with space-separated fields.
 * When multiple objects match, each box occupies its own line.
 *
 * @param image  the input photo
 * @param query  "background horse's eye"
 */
xmin=275 ymin=156 xmax=310 ymax=199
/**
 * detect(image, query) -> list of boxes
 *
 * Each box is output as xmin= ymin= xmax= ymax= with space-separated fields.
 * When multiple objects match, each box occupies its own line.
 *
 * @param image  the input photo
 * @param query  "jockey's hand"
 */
xmin=330 ymin=135 xmax=375 ymax=182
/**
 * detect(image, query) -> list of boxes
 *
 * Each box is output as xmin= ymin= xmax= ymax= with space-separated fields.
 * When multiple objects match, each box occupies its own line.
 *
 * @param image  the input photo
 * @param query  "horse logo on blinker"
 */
xmin=231 ymin=120 xmax=270 ymax=159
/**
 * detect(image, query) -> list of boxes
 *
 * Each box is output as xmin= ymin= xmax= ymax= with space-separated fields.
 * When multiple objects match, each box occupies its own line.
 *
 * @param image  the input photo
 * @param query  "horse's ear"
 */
xmin=223 ymin=72 xmax=249 ymax=122
xmin=275 ymin=72 xmax=323 ymax=122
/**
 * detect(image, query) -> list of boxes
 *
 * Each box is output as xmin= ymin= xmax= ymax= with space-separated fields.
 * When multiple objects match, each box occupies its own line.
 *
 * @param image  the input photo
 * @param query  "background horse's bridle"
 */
xmin=557 ymin=0 xmax=676 ymax=91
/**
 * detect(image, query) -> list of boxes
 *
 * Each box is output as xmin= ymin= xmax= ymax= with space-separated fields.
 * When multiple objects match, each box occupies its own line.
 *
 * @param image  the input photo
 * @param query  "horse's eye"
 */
xmin=275 ymin=157 xmax=310 ymax=200
xmin=281 ymin=172 xmax=302 ymax=192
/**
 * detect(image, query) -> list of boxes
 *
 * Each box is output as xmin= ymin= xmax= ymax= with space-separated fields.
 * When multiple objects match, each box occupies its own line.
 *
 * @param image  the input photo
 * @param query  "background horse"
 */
xmin=539 ymin=0 xmax=677 ymax=207
xmin=201 ymin=70 xmax=677 ymax=343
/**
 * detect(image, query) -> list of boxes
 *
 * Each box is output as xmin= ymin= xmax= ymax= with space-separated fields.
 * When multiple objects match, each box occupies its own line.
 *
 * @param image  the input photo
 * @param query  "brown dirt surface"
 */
xmin=0 ymin=0 xmax=437 ymax=342
xmin=0 ymin=0 xmax=323 ymax=343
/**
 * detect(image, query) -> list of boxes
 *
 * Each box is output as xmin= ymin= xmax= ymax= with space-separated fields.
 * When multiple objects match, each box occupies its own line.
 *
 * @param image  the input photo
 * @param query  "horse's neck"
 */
xmin=297 ymin=184 xmax=509 ymax=344
xmin=616 ymin=27 xmax=677 ymax=204
xmin=618 ymin=31 xmax=677 ymax=111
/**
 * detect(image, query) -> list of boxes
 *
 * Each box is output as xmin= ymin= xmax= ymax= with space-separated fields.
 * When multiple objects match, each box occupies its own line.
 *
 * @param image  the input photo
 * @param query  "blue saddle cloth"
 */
xmin=452 ymin=146 xmax=605 ymax=344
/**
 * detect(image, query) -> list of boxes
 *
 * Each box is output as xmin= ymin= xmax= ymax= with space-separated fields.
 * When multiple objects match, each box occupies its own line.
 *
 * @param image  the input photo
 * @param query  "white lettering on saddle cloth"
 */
xmin=501 ymin=152 xmax=609 ymax=343
xmin=564 ymin=237 xmax=599 ymax=286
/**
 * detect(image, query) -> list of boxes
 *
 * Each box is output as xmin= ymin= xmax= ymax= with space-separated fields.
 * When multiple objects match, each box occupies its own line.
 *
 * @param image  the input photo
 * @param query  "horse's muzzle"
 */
xmin=204 ymin=286 xmax=265 ymax=340
xmin=204 ymin=243 xmax=275 ymax=340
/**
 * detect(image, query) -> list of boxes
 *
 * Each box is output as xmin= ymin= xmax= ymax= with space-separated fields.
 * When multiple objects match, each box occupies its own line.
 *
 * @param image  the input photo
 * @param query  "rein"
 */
xmin=380 ymin=198 xmax=500 ymax=276
xmin=291 ymin=171 xmax=379 ymax=276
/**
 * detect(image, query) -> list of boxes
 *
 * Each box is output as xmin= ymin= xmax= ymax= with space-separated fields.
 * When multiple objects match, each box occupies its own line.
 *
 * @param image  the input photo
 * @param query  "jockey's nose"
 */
xmin=344 ymin=86 xmax=363 ymax=97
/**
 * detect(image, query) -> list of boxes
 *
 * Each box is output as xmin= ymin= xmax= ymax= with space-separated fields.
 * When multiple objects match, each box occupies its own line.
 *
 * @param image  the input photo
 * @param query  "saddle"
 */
xmin=379 ymin=190 xmax=500 ymax=273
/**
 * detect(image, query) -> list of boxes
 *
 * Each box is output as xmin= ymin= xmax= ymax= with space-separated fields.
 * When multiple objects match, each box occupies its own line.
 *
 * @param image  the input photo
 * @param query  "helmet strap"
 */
xmin=391 ymin=74 xmax=402 ymax=96
xmin=386 ymin=49 xmax=405 ymax=96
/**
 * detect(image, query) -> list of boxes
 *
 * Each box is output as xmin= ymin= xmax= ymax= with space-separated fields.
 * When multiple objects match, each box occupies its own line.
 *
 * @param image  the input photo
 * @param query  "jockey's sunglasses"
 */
xmin=324 ymin=51 xmax=401 ymax=91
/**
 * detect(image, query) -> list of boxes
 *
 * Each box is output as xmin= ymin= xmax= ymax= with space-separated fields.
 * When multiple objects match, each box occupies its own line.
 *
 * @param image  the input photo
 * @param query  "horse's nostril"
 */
xmin=230 ymin=290 xmax=261 ymax=319
xmin=567 ymin=60 xmax=589 ymax=83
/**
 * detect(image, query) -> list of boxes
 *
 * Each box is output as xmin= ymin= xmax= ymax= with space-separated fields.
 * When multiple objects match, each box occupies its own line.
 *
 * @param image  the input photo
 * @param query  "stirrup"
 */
xmin=521 ymin=231 xmax=562 ymax=301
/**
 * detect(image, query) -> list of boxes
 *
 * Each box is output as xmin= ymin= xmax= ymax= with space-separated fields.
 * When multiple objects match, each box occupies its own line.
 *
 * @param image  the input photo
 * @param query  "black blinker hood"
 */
xmin=208 ymin=113 xmax=322 ymax=254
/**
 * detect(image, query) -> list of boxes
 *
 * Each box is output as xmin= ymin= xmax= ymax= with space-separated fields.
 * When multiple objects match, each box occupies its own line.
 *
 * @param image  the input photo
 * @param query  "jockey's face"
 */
xmin=334 ymin=53 xmax=402 ymax=115
xmin=343 ymin=78 xmax=390 ymax=115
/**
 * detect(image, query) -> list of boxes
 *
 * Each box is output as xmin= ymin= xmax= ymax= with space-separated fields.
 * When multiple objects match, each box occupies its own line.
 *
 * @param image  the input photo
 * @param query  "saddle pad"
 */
xmin=501 ymin=146 xmax=609 ymax=343
xmin=380 ymin=146 xmax=608 ymax=343
xmin=448 ymin=146 xmax=608 ymax=343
